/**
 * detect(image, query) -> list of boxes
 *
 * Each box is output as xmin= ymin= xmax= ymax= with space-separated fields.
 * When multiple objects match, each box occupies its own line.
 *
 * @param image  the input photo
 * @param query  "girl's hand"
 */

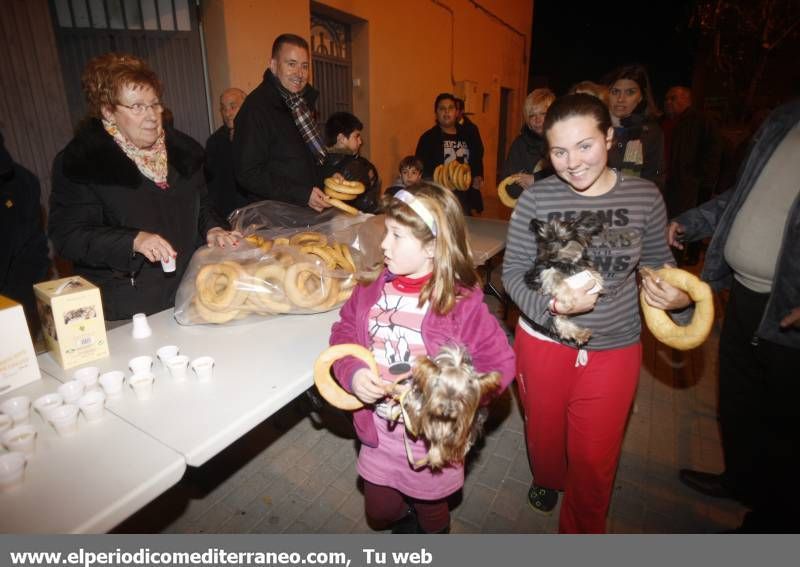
xmin=206 ymin=227 xmax=241 ymax=248
xmin=641 ymin=265 xmax=691 ymax=310
xmin=133 ymin=231 xmax=176 ymax=263
xmin=554 ymin=280 xmax=600 ymax=315
xmin=352 ymin=368 xmax=387 ymax=404
xmin=514 ymin=173 xmax=535 ymax=190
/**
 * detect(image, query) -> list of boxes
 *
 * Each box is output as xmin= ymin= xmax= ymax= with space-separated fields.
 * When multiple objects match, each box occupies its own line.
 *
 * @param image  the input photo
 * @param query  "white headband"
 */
xmin=394 ymin=190 xmax=437 ymax=236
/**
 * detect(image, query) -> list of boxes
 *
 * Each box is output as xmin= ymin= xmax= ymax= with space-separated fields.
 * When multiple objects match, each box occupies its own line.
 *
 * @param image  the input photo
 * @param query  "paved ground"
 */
xmin=116 ymin=265 xmax=747 ymax=534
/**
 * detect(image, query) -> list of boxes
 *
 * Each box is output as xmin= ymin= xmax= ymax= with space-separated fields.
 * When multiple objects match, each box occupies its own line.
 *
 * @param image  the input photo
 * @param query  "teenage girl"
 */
xmin=330 ymin=183 xmax=515 ymax=533
xmin=502 ymin=93 xmax=692 ymax=533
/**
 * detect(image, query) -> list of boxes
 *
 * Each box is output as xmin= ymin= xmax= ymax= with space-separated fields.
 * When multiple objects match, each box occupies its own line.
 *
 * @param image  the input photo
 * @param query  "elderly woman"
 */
xmin=500 ymin=88 xmax=555 ymax=195
xmin=49 ymin=53 xmax=238 ymax=322
xmin=605 ymin=64 xmax=665 ymax=191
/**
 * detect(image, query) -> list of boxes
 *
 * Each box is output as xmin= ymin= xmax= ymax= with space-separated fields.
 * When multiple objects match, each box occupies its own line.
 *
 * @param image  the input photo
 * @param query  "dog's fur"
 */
xmin=523 ymin=213 xmax=605 ymax=345
xmin=391 ymin=345 xmax=501 ymax=470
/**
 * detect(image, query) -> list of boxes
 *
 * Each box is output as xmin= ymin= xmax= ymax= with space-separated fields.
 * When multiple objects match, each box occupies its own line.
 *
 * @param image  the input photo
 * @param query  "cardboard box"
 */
xmin=0 ymin=296 xmax=41 ymax=395
xmin=33 ymin=276 xmax=109 ymax=369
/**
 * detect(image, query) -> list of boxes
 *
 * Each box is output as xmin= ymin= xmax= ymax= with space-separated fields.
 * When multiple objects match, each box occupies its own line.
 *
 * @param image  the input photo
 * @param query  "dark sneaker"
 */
xmin=391 ymin=508 xmax=420 ymax=534
xmin=528 ymin=483 xmax=558 ymax=515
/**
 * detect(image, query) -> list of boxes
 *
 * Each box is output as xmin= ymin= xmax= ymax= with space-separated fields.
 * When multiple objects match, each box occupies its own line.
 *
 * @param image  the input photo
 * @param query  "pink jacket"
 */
xmin=329 ymin=269 xmax=516 ymax=447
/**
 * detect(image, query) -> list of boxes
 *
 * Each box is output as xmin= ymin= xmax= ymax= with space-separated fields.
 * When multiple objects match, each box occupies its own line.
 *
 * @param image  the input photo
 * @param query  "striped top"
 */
xmin=502 ymin=172 xmax=678 ymax=351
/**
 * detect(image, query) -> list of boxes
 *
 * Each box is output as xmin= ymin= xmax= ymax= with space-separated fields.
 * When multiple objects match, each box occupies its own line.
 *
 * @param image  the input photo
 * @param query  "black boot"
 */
xmin=391 ymin=508 xmax=420 ymax=534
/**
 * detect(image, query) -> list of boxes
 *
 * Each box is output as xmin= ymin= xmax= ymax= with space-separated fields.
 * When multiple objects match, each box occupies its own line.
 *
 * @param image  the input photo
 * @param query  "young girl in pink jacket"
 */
xmin=329 ymin=183 xmax=515 ymax=533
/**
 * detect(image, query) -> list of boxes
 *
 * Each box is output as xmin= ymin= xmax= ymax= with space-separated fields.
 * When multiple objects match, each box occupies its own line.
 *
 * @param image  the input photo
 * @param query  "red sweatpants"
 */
xmin=514 ymin=328 xmax=641 ymax=533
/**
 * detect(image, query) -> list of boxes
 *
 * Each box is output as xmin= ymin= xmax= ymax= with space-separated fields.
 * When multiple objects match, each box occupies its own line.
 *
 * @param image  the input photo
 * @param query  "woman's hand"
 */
xmin=513 ymin=173 xmax=535 ymax=190
xmin=206 ymin=227 xmax=241 ymax=248
xmin=553 ymin=280 xmax=600 ymax=315
xmin=351 ymin=368 xmax=388 ymax=404
xmin=641 ymin=265 xmax=692 ymax=311
xmin=133 ymin=231 xmax=176 ymax=263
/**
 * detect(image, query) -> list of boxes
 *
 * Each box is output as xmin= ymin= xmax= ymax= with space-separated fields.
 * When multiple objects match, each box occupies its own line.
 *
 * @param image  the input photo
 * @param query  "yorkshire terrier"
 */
xmin=524 ymin=213 xmax=605 ymax=345
xmin=389 ymin=345 xmax=501 ymax=470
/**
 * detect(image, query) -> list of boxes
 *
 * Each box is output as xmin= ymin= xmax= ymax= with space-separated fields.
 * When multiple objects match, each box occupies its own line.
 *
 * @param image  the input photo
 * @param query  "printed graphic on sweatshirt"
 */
xmin=442 ymin=136 xmax=470 ymax=165
xmin=368 ymin=288 xmax=427 ymax=380
xmin=545 ymin=208 xmax=643 ymax=280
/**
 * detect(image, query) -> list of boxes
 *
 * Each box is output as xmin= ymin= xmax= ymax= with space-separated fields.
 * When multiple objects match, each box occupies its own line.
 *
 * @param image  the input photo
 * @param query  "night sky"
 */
xmin=529 ymin=0 xmax=697 ymax=105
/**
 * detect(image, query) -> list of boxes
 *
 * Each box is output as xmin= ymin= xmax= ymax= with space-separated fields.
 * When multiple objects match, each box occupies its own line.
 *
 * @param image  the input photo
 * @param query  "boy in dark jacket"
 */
xmin=319 ymin=112 xmax=380 ymax=213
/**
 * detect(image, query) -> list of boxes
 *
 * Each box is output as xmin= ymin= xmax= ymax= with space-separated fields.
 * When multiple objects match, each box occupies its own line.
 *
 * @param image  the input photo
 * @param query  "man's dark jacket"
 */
xmin=663 ymin=107 xmax=723 ymax=217
xmin=205 ymin=124 xmax=247 ymax=219
xmin=233 ymin=70 xmax=322 ymax=206
xmin=675 ymin=99 xmax=800 ymax=349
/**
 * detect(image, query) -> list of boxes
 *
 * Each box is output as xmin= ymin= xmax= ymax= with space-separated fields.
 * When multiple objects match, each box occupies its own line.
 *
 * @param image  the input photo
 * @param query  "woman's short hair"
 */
xmin=543 ymin=93 xmax=612 ymax=138
xmin=523 ymin=88 xmax=556 ymax=121
xmin=379 ymin=183 xmax=479 ymax=315
xmin=604 ymin=64 xmax=660 ymax=118
xmin=81 ymin=53 xmax=161 ymax=119
xmin=568 ymin=81 xmax=610 ymax=107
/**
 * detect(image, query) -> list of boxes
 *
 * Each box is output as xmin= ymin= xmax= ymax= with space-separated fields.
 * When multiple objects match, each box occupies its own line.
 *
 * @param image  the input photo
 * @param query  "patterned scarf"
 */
xmin=270 ymin=73 xmax=326 ymax=165
xmin=102 ymin=119 xmax=169 ymax=189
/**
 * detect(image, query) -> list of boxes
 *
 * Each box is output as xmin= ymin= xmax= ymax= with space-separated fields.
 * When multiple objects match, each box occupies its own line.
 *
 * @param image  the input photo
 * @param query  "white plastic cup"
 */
xmin=0 ymin=452 xmax=26 ymax=491
xmin=161 ymin=255 xmax=176 ymax=273
xmin=57 ymin=380 xmax=85 ymax=404
xmin=48 ymin=404 xmax=79 ymax=436
xmin=0 ymin=396 xmax=31 ymax=426
xmin=0 ymin=414 xmax=12 ymax=435
xmin=165 ymin=354 xmax=190 ymax=382
xmin=2 ymin=424 xmax=37 ymax=456
xmin=131 ymin=313 xmax=152 ymax=339
xmin=73 ymin=366 xmax=100 ymax=390
xmin=190 ymin=356 xmax=215 ymax=382
xmin=78 ymin=390 xmax=106 ymax=422
xmin=129 ymin=372 xmax=155 ymax=400
xmin=129 ymin=355 xmax=154 ymax=375
xmin=33 ymin=393 xmax=64 ymax=421
xmin=156 ymin=345 xmax=180 ymax=366
xmin=99 ymin=371 xmax=125 ymax=399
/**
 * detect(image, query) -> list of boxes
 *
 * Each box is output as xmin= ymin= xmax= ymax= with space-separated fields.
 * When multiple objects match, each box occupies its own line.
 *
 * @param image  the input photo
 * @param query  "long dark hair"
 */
xmin=605 ymin=64 xmax=660 ymax=118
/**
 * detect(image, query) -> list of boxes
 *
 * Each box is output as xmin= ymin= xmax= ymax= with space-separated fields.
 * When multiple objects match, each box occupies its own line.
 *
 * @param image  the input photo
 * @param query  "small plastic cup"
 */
xmin=0 ymin=414 xmax=12 ymax=435
xmin=129 ymin=372 xmax=155 ymax=400
xmin=131 ymin=313 xmax=152 ymax=339
xmin=190 ymin=356 xmax=215 ymax=382
xmin=156 ymin=345 xmax=180 ymax=367
xmin=2 ymin=424 xmax=37 ymax=455
xmin=48 ymin=404 xmax=79 ymax=436
xmin=78 ymin=390 xmax=106 ymax=423
xmin=161 ymin=255 xmax=176 ymax=273
xmin=73 ymin=366 xmax=100 ymax=390
xmin=33 ymin=393 xmax=64 ymax=421
xmin=129 ymin=355 xmax=154 ymax=375
xmin=0 ymin=452 xmax=26 ymax=491
xmin=165 ymin=355 xmax=190 ymax=382
xmin=99 ymin=371 xmax=125 ymax=399
xmin=0 ymin=396 xmax=31 ymax=425
xmin=57 ymin=380 xmax=85 ymax=404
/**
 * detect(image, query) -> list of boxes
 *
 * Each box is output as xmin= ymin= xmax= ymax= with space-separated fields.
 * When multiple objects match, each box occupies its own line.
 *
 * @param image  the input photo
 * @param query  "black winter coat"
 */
xmin=608 ymin=113 xmax=665 ymax=191
xmin=205 ymin=125 xmax=248 ymax=220
xmin=49 ymin=119 xmax=222 ymax=321
xmin=233 ymin=70 xmax=323 ymax=207
xmin=0 ymin=139 xmax=49 ymax=329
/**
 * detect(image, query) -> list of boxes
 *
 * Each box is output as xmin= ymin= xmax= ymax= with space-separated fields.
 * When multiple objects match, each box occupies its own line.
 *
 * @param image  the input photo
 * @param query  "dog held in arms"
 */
xmin=388 ymin=345 xmax=501 ymax=470
xmin=524 ymin=213 xmax=605 ymax=345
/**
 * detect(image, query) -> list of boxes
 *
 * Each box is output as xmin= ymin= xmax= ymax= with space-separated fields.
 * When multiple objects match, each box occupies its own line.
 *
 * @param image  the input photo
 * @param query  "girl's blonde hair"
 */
xmin=379 ymin=183 xmax=479 ymax=315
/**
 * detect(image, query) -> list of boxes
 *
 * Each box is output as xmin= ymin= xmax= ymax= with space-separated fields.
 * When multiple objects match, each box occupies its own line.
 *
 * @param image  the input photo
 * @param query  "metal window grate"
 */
xmin=53 ymin=0 xmax=192 ymax=31
xmin=310 ymin=14 xmax=352 ymax=125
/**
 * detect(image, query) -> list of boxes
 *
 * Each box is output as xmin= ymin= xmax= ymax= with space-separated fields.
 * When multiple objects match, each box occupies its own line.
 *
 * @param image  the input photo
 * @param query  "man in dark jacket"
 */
xmin=661 ymin=86 xmax=723 ymax=264
xmin=415 ymin=93 xmax=484 ymax=215
xmin=205 ymin=87 xmax=247 ymax=219
xmin=233 ymin=34 xmax=331 ymax=212
xmin=0 ymin=131 xmax=49 ymax=333
xmin=669 ymin=99 xmax=800 ymax=533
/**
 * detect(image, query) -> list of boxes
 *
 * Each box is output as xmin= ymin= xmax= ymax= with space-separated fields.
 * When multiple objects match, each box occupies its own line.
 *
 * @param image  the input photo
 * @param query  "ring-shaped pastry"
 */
xmin=639 ymin=267 xmax=714 ymax=350
xmin=314 ymin=344 xmax=377 ymax=410
xmin=195 ymin=261 xmax=248 ymax=311
xmin=250 ymin=263 xmax=292 ymax=313
xmin=284 ymin=262 xmax=331 ymax=308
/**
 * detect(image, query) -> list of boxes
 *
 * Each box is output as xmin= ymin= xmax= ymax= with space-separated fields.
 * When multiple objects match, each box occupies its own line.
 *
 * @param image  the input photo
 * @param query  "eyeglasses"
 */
xmin=116 ymin=102 xmax=164 ymax=115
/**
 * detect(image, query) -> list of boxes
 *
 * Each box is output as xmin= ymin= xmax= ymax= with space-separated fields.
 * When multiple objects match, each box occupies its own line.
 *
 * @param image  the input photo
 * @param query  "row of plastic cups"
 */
xmin=130 ymin=352 xmax=215 ymax=383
